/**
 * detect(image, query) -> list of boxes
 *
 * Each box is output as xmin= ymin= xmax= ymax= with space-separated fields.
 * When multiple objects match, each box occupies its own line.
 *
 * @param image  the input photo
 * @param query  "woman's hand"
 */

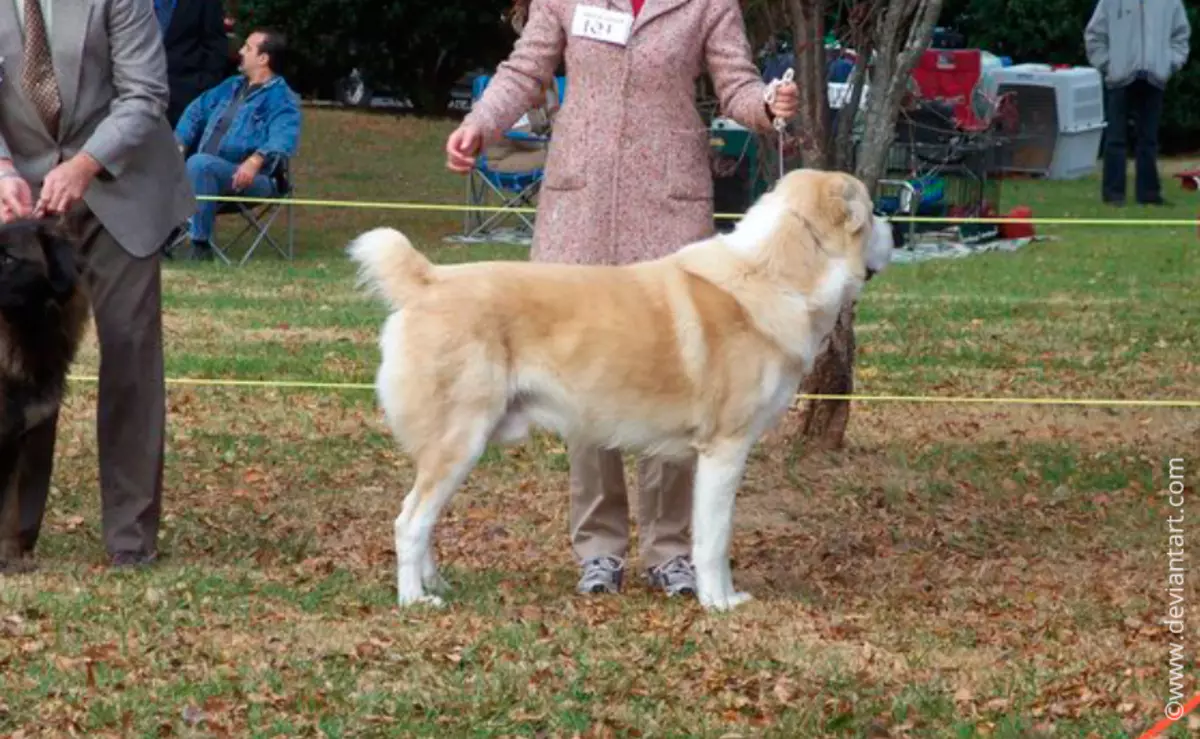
xmin=446 ymin=123 xmax=484 ymax=173
xmin=766 ymin=80 xmax=799 ymax=120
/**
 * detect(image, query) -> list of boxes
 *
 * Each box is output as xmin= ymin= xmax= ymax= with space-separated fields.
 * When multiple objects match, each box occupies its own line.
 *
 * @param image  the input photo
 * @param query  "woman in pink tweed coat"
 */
xmin=445 ymin=0 xmax=798 ymax=599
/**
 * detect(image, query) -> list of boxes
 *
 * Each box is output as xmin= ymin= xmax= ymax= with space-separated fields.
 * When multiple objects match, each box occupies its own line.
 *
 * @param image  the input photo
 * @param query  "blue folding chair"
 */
xmin=459 ymin=74 xmax=566 ymax=243
xmin=876 ymin=174 xmax=946 ymax=248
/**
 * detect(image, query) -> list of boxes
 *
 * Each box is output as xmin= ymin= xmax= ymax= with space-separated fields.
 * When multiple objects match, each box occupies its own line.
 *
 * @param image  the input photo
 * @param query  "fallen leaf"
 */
xmin=181 ymin=705 xmax=205 ymax=726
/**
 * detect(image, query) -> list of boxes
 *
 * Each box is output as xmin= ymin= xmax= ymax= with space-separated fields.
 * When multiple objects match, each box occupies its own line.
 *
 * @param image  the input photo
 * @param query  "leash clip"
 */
xmin=763 ymin=67 xmax=793 ymax=179
xmin=764 ymin=67 xmax=793 ymax=133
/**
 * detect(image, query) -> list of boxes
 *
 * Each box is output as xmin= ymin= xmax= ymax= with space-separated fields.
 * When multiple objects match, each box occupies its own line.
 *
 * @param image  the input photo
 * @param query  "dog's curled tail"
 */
xmin=347 ymin=227 xmax=435 ymax=309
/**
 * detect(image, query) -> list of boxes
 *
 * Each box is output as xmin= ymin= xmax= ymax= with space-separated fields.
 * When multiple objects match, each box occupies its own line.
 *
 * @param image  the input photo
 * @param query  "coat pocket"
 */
xmin=542 ymin=112 xmax=587 ymax=191
xmin=667 ymin=128 xmax=714 ymax=201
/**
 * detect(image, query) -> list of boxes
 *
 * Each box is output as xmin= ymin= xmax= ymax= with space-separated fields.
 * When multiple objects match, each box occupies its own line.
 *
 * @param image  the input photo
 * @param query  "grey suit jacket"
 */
xmin=0 ymin=0 xmax=196 ymax=257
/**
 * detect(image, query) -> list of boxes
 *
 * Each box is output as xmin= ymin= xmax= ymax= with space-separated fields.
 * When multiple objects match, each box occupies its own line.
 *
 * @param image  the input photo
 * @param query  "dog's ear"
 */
xmin=822 ymin=174 xmax=871 ymax=235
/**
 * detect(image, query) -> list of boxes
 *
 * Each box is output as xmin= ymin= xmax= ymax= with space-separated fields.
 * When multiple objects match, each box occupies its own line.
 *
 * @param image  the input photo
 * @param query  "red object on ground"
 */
xmin=1175 ymin=170 xmax=1200 ymax=240
xmin=1173 ymin=169 xmax=1200 ymax=191
xmin=999 ymin=206 xmax=1035 ymax=239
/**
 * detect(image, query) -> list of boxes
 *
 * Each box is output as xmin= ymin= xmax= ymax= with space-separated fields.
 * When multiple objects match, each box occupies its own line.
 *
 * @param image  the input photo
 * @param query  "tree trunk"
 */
xmin=798 ymin=302 xmax=857 ymax=449
xmin=795 ymin=0 xmax=944 ymax=451
xmin=785 ymin=0 xmax=831 ymax=170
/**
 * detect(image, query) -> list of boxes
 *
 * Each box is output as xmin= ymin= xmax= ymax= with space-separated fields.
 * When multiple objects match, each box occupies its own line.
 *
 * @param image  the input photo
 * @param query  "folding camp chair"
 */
xmin=168 ymin=155 xmax=296 ymax=266
xmin=209 ymin=155 xmax=296 ymax=266
xmin=458 ymin=74 xmax=565 ymax=244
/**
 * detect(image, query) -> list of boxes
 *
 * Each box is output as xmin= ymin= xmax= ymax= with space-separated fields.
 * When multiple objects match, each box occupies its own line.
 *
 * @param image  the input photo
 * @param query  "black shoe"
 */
xmin=109 ymin=550 xmax=158 ymax=569
xmin=188 ymin=241 xmax=216 ymax=261
xmin=0 ymin=554 xmax=36 ymax=575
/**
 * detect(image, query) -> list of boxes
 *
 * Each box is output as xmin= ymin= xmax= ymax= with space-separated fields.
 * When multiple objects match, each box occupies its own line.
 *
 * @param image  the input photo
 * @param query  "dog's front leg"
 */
xmin=0 ymin=439 xmax=30 ymax=574
xmin=691 ymin=442 xmax=753 ymax=611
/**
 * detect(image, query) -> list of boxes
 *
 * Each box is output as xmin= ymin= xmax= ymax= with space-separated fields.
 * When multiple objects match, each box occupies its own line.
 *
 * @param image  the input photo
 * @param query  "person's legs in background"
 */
xmin=1130 ymin=78 xmax=1167 ymax=205
xmin=568 ymin=444 xmax=630 ymax=593
xmin=183 ymin=153 xmax=276 ymax=260
xmin=1101 ymin=83 xmax=1130 ymax=205
xmin=568 ymin=444 xmax=699 ymax=597
xmin=637 ymin=454 xmax=697 ymax=596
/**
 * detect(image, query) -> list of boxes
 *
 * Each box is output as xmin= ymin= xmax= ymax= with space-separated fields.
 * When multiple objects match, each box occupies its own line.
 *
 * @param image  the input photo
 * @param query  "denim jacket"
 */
xmin=175 ymin=74 xmax=302 ymax=173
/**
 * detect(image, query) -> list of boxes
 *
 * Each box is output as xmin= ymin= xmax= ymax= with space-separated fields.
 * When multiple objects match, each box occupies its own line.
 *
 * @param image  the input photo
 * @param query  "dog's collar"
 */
xmin=797 ymin=215 xmax=831 ymax=256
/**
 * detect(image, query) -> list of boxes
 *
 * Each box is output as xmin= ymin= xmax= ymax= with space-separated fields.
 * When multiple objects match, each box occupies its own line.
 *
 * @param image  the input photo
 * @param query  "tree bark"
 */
xmin=785 ymin=0 xmax=831 ymax=170
xmin=798 ymin=302 xmax=857 ymax=449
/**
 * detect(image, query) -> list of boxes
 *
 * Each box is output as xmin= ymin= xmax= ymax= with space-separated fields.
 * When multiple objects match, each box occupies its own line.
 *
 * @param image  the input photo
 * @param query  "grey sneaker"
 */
xmin=577 ymin=555 xmax=624 ymax=594
xmin=646 ymin=555 xmax=697 ymax=597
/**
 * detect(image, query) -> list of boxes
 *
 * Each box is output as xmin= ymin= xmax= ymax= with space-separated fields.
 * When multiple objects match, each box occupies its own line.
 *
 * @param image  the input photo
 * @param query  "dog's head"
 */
xmin=0 ymin=217 xmax=84 ymax=311
xmin=770 ymin=168 xmax=895 ymax=289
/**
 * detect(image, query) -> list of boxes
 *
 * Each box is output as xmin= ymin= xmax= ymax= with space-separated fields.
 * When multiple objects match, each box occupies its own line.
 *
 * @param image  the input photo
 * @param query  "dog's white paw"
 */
xmin=397 ymin=593 xmax=445 ymax=609
xmin=700 ymin=590 xmax=754 ymax=612
xmin=422 ymin=570 xmax=450 ymax=594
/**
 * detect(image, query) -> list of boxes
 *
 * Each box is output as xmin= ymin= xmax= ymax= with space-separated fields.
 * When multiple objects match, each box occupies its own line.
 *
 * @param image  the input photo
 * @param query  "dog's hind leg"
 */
xmin=394 ymin=422 xmax=492 ymax=608
xmin=691 ymin=440 xmax=755 ymax=611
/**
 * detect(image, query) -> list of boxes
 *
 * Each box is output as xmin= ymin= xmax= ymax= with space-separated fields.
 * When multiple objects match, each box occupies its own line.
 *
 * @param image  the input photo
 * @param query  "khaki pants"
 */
xmin=568 ymin=444 xmax=695 ymax=570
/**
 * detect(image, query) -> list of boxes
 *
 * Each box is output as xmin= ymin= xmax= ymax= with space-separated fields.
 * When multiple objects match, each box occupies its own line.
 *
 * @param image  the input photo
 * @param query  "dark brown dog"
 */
xmin=0 ymin=218 xmax=91 ymax=573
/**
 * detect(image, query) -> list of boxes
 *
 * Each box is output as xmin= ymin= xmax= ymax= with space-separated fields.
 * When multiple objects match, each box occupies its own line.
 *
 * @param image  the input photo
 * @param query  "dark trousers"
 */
xmin=20 ymin=203 xmax=166 ymax=557
xmin=1102 ymin=78 xmax=1165 ymax=204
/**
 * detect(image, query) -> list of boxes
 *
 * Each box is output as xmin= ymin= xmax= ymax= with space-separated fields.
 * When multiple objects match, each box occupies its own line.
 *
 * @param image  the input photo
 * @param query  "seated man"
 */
xmin=173 ymin=27 xmax=301 ymax=260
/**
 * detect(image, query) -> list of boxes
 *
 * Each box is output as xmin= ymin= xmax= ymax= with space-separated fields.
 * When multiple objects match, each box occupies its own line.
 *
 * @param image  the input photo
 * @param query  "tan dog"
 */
xmin=348 ymin=168 xmax=894 ymax=611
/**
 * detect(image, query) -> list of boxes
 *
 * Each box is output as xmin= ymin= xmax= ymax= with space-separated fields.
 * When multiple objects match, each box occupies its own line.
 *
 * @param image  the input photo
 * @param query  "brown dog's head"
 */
xmin=0 ymin=217 xmax=84 ymax=312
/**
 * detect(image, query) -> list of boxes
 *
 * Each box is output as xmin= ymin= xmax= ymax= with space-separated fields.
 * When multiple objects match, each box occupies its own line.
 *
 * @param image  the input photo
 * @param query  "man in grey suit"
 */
xmin=0 ymin=0 xmax=195 ymax=566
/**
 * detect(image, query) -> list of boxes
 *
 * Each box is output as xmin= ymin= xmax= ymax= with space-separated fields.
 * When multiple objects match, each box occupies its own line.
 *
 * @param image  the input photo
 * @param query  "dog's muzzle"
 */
xmin=864 ymin=267 xmax=877 ymax=282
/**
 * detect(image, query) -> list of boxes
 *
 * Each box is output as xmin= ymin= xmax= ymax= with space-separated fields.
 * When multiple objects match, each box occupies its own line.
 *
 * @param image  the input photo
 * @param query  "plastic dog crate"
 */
xmin=983 ymin=63 xmax=1106 ymax=180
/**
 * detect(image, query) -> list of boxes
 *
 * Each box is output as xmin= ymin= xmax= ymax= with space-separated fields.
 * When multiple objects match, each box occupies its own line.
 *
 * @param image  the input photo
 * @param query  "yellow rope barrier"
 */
xmin=200 ymin=194 xmax=1200 ymax=226
xmin=64 ymin=375 xmax=1200 ymax=408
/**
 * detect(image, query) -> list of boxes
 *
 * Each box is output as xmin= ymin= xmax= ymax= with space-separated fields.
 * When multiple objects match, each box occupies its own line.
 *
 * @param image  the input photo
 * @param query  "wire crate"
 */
xmin=870 ymin=100 xmax=1008 ymax=245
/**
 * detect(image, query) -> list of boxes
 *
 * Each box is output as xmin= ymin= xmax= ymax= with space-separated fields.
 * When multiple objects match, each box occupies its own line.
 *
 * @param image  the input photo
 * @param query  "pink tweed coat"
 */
xmin=463 ymin=0 xmax=777 ymax=265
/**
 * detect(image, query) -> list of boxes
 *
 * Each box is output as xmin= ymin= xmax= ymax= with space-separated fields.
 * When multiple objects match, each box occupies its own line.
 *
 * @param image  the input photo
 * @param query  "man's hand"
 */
xmin=35 ymin=153 xmax=103 ymax=216
xmin=0 ymin=166 xmax=35 ymax=223
xmin=232 ymin=154 xmax=264 ymax=191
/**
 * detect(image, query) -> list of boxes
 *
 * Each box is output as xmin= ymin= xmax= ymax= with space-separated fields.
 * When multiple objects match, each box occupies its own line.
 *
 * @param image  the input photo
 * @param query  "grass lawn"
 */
xmin=1 ymin=107 xmax=1198 ymax=738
